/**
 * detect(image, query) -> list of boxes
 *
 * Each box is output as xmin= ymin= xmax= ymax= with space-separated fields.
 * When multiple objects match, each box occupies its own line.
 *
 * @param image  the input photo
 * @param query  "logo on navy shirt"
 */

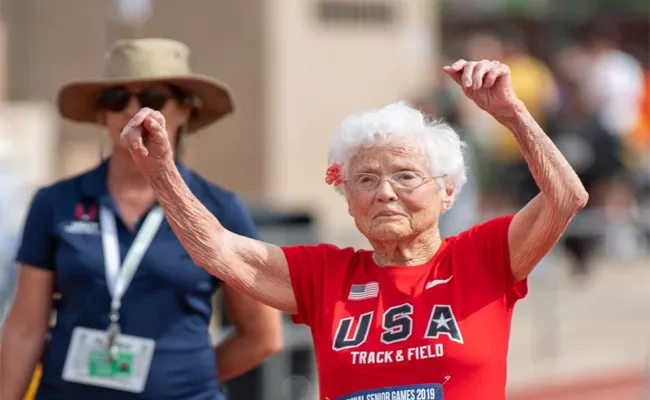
xmin=75 ymin=203 xmax=98 ymax=221
xmin=64 ymin=203 xmax=100 ymax=235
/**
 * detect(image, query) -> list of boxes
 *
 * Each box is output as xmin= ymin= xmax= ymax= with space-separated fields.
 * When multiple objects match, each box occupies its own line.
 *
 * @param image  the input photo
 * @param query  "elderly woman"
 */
xmin=121 ymin=59 xmax=588 ymax=399
xmin=0 ymin=38 xmax=282 ymax=400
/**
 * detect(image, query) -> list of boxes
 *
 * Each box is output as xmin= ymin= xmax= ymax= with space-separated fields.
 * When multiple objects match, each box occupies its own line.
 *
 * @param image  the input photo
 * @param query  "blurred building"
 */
xmin=0 ymin=0 xmax=436 ymax=247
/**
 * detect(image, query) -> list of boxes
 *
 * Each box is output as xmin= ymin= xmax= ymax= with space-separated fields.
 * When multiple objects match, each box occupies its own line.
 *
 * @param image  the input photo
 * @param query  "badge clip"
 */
xmin=106 ymin=309 xmax=121 ymax=361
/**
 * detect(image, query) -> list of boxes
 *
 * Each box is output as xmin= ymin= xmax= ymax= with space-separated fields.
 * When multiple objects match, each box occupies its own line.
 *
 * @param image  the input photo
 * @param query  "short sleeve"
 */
xmin=466 ymin=215 xmax=528 ymax=307
xmin=16 ymin=188 xmax=56 ymax=270
xmin=281 ymin=244 xmax=339 ymax=327
xmin=219 ymin=194 xmax=259 ymax=240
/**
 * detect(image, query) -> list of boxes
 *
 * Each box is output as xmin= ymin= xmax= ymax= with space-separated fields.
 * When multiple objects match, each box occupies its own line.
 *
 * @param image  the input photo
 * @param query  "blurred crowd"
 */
xmin=414 ymin=24 xmax=650 ymax=280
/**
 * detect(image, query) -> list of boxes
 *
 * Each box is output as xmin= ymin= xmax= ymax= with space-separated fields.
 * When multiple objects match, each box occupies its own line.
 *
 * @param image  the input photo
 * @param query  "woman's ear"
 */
xmin=179 ymin=104 xmax=192 ymax=125
xmin=96 ymin=110 xmax=106 ymax=125
xmin=440 ymin=183 xmax=456 ymax=213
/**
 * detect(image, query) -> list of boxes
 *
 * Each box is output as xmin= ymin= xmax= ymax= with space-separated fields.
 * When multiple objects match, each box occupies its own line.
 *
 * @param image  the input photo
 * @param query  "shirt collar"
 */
xmin=80 ymin=158 xmax=193 ymax=202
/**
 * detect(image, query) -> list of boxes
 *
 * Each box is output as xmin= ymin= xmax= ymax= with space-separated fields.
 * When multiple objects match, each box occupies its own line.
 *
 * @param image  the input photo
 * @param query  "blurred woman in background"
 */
xmin=0 ymin=38 xmax=282 ymax=400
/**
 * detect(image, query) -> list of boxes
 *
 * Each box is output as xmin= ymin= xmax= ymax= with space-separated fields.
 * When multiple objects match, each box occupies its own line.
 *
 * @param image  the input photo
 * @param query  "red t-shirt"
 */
xmin=283 ymin=215 xmax=528 ymax=400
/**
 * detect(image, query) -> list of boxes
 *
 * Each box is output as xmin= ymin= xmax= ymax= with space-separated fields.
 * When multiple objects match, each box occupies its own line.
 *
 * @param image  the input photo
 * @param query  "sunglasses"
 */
xmin=96 ymin=86 xmax=188 ymax=113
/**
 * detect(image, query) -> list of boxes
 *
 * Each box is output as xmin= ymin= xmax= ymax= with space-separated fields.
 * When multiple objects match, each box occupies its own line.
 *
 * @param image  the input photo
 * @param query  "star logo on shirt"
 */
xmin=432 ymin=314 xmax=453 ymax=330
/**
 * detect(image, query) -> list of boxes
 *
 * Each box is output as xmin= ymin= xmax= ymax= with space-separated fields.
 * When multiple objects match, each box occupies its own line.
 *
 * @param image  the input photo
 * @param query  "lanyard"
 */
xmin=99 ymin=205 xmax=165 ymax=358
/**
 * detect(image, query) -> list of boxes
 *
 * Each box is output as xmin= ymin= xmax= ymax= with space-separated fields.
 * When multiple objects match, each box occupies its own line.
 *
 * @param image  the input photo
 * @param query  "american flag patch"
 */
xmin=348 ymin=282 xmax=379 ymax=300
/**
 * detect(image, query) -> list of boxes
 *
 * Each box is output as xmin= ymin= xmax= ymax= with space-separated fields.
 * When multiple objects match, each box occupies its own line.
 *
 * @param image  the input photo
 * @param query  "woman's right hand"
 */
xmin=120 ymin=107 xmax=174 ymax=177
xmin=0 ymin=265 xmax=53 ymax=399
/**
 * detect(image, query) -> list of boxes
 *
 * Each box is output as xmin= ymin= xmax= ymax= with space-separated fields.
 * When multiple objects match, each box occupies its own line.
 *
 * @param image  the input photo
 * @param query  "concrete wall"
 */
xmin=263 ymin=0 xmax=435 ymax=246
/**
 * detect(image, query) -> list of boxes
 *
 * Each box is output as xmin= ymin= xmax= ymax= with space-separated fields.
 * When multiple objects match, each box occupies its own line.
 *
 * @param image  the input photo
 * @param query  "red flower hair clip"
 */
xmin=325 ymin=163 xmax=343 ymax=186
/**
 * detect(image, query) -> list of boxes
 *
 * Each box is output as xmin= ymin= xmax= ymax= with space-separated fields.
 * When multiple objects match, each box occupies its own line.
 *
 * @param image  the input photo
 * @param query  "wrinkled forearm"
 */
xmin=147 ymin=161 xmax=296 ymax=313
xmin=494 ymin=100 xmax=588 ymax=211
xmin=148 ymin=161 xmax=236 ymax=280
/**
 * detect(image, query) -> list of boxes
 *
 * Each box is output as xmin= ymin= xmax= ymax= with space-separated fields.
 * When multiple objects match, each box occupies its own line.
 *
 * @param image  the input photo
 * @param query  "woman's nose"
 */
xmin=122 ymin=96 xmax=141 ymax=117
xmin=374 ymin=179 xmax=398 ymax=202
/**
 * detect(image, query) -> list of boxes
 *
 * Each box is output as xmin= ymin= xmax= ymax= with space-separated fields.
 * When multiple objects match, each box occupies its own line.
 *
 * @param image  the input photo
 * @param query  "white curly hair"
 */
xmin=327 ymin=101 xmax=468 ymax=196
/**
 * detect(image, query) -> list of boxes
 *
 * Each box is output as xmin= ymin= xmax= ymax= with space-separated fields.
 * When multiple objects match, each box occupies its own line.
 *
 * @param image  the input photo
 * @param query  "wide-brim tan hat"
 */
xmin=57 ymin=38 xmax=234 ymax=133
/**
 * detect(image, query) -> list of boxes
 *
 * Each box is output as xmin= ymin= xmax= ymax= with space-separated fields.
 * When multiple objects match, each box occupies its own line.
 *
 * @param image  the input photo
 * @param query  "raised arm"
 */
xmin=494 ymin=99 xmax=587 ymax=280
xmin=444 ymin=59 xmax=588 ymax=281
xmin=121 ymin=109 xmax=297 ymax=314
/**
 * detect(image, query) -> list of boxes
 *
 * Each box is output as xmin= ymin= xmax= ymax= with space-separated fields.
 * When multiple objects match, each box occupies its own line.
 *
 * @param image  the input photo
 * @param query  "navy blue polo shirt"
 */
xmin=16 ymin=159 xmax=258 ymax=400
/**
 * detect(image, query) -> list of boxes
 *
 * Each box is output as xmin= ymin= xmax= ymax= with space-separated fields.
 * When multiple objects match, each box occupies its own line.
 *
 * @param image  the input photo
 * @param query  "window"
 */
xmin=317 ymin=0 xmax=397 ymax=27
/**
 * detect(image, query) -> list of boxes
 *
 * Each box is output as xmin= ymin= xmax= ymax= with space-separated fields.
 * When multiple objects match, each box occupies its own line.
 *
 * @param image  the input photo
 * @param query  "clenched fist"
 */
xmin=443 ymin=59 xmax=519 ymax=116
xmin=120 ymin=107 xmax=174 ymax=175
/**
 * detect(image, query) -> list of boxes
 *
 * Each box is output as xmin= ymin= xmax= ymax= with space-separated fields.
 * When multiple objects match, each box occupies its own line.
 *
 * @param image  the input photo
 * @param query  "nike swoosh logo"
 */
xmin=425 ymin=275 xmax=453 ymax=290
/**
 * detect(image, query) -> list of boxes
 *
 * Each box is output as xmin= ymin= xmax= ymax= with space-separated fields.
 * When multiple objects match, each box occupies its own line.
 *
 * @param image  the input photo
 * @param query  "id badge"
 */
xmin=336 ymin=383 xmax=443 ymax=400
xmin=62 ymin=327 xmax=155 ymax=393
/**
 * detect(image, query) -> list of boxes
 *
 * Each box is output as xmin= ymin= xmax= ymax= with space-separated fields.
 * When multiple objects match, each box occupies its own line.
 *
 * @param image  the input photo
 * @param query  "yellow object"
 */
xmin=495 ymin=54 xmax=557 ymax=161
xmin=24 ymin=364 xmax=42 ymax=400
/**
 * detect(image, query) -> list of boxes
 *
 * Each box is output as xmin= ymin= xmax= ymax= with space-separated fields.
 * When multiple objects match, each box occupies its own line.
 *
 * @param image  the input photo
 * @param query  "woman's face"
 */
xmin=100 ymin=83 xmax=191 ymax=151
xmin=345 ymin=139 xmax=454 ymax=242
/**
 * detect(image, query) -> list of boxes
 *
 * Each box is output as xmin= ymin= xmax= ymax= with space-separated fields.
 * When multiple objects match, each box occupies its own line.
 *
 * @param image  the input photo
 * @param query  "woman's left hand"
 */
xmin=443 ymin=59 xmax=519 ymax=116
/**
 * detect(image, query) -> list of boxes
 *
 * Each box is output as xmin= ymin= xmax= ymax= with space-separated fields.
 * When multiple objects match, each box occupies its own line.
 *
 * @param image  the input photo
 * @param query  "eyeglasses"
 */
xmin=96 ymin=86 xmax=189 ymax=113
xmin=346 ymin=171 xmax=444 ymax=192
